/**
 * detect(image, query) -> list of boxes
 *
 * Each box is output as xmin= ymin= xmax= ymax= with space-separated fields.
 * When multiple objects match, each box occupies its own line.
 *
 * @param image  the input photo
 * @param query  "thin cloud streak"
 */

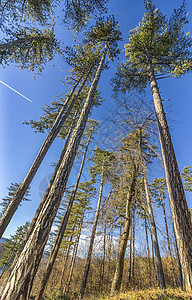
xmin=0 ymin=80 xmax=33 ymax=103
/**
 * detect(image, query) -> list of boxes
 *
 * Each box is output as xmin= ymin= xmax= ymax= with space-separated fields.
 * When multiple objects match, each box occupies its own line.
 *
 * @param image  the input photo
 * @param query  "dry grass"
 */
xmin=89 ymin=288 xmax=192 ymax=300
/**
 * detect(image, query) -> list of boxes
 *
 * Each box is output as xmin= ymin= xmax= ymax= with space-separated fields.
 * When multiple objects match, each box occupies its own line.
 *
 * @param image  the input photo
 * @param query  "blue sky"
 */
xmin=1 ymin=0 xmax=192 ymax=239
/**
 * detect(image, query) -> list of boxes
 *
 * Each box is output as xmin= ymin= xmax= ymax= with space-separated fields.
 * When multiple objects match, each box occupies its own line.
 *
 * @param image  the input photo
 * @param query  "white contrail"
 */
xmin=0 ymin=80 xmax=33 ymax=103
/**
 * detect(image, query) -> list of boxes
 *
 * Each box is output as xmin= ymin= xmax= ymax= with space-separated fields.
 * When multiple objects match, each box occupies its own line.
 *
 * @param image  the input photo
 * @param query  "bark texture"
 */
xmin=143 ymin=173 xmax=166 ymax=289
xmin=9 ymin=109 xmax=77 ymax=270
xmin=0 ymin=47 xmax=107 ymax=300
xmin=0 ymin=75 xmax=86 ymax=238
xmin=59 ymin=235 xmax=74 ymax=290
xmin=79 ymin=169 xmax=104 ymax=299
xmin=110 ymin=167 xmax=137 ymax=296
xmin=162 ymin=202 xmax=177 ymax=287
xmin=100 ymin=222 xmax=106 ymax=292
xmin=146 ymin=51 xmax=192 ymax=291
xmin=127 ymin=223 xmax=132 ymax=282
xmin=150 ymin=229 xmax=158 ymax=284
xmin=64 ymin=209 xmax=85 ymax=294
xmin=144 ymin=218 xmax=151 ymax=284
xmin=34 ymin=133 xmax=91 ymax=300
xmin=131 ymin=209 xmax=135 ymax=280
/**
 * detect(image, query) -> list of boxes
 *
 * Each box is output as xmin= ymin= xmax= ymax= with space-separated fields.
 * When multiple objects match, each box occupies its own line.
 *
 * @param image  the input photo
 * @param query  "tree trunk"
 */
xmin=144 ymin=217 xmax=151 ymax=285
xmin=100 ymin=222 xmax=106 ymax=292
xmin=59 ymin=236 xmax=74 ymax=291
xmin=0 ymin=74 xmax=87 ymax=238
xmin=64 ymin=209 xmax=85 ymax=294
xmin=107 ymin=223 xmax=113 ymax=288
xmin=173 ymin=225 xmax=183 ymax=288
xmin=119 ymin=219 xmax=122 ymax=248
xmin=146 ymin=50 xmax=192 ymax=291
xmin=50 ymin=229 xmax=75 ymax=292
xmin=131 ymin=209 xmax=135 ymax=281
xmin=162 ymin=203 xmax=172 ymax=259
xmin=151 ymin=233 xmax=156 ymax=282
xmin=9 ymin=108 xmax=77 ymax=271
xmin=150 ymin=229 xmax=158 ymax=284
xmin=127 ymin=222 xmax=132 ymax=282
xmin=34 ymin=133 xmax=92 ymax=300
xmin=162 ymin=202 xmax=177 ymax=287
xmin=110 ymin=166 xmax=138 ymax=296
xmin=143 ymin=173 xmax=166 ymax=289
xmin=79 ymin=170 xmax=104 ymax=300
xmin=0 ymin=47 xmax=107 ymax=300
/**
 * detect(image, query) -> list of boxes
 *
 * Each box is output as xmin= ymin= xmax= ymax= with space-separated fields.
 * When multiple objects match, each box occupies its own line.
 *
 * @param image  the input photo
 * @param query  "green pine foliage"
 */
xmin=0 ymin=221 xmax=30 ymax=270
xmin=23 ymin=88 xmax=102 ymax=137
xmin=0 ymin=0 xmax=53 ymax=25
xmin=150 ymin=178 xmax=167 ymax=207
xmin=85 ymin=15 xmax=122 ymax=60
xmin=0 ymin=183 xmax=31 ymax=218
xmin=89 ymin=147 xmax=116 ymax=184
xmin=112 ymin=0 xmax=192 ymax=94
xmin=53 ymin=182 xmax=95 ymax=255
xmin=63 ymin=0 xmax=108 ymax=31
xmin=181 ymin=165 xmax=192 ymax=192
xmin=0 ymin=27 xmax=59 ymax=72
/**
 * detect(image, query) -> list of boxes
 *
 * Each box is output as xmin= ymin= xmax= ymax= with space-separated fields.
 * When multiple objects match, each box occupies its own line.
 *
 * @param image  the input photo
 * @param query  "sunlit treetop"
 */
xmin=75 ymin=181 xmax=96 ymax=208
xmin=120 ymin=128 xmax=156 ymax=168
xmin=85 ymin=15 xmax=122 ymax=60
xmin=112 ymin=0 xmax=192 ymax=94
xmin=83 ymin=118 xmax=100 ymax=139
xmin=181 ymin=165 xmax=192 ymax=192
xmin=150 ymin=177 xmax=167 ymax=207
xmin=63 ymin=42 xmax=108 ymax=81
xmin=89 ymin=147 xmax=116 ymax=183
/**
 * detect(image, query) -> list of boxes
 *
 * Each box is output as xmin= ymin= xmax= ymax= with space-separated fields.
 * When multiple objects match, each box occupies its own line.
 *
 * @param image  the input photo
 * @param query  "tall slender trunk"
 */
xmin=127 ymin=222 xmax=132 ymax=282
xmin=143 ymin=173 xmax=166 ymax=289
xmin=146 ymin=50 xmax=192 ymax=291
xmin=144 ymin=217 xmax=151 ymax=285
xmin=9 ymin=108 xmax=77 ymax=270
xmin=79 ymin=170 xmax=104 ymax=300
xmin=150 ymin=230 xmax=158 ymax=285
xmin=162 ymin=202 xmax=177 ymax=287
xmin=59 ymin=236 xmax=74 ymax=290
xmin=100 ymin=222 xmax=106 ymax=292
xmin=0 ymin=73 xmax=88 ymax=238
xmin=162 ymin=202 xmax=172 ymax=259
xmin=107 ymin=223 xmax=113 ymax=288
xmin=119 ymin=219 xmax=122 ymax=248
xmin=150 ymin=228 xmax=158 ymax=284
xmin=0 ymin=47 xmax=107 ymax=300
xmin=110 ymin=166 xmax=138 ymax=296
xmin=173 ymin=225 xmax=183 ymax=288
xmin=99 ymin=192 xmax=110 ymax=292
xmin=64 ymin=209 xmax=85 ymax=294
xmin=131 ymin=209 xmax=135 ymax=281
xmin=35 ymin=134 xmax=92 ymax=300
xmin=50 ymin=228 xmax=76 ymax=292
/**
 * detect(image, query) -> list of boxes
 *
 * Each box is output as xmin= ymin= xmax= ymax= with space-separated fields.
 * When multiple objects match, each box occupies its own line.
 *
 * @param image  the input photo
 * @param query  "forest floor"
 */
xmin=88 ymin=288 xmax=192 ymax=300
